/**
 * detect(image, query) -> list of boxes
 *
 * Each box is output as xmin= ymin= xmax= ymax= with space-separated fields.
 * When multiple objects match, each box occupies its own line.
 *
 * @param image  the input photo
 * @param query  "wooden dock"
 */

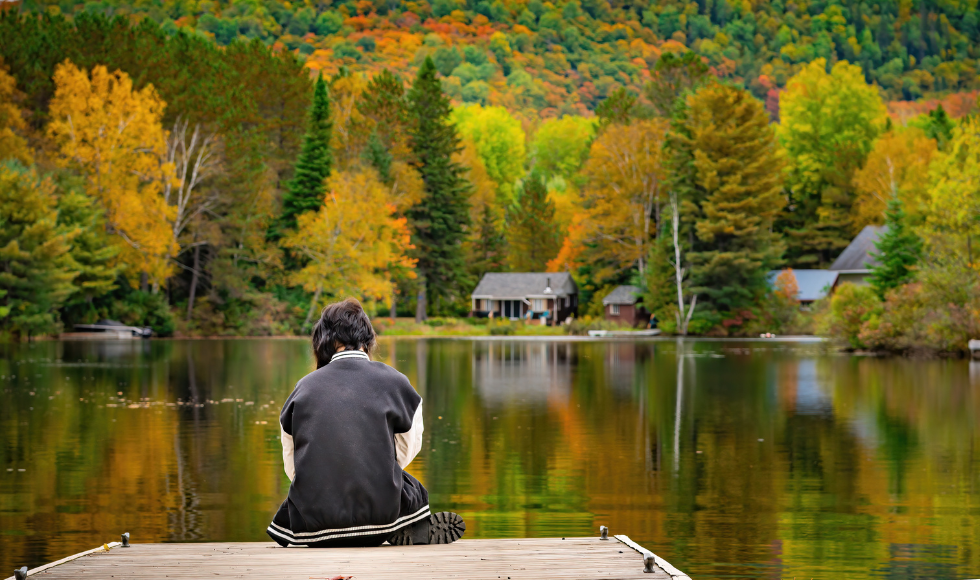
xmin=7 ymin=535 xmax=690 ymax=580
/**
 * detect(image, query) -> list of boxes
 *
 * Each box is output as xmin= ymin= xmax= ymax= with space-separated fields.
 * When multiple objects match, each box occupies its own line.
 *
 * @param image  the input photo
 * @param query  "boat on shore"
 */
xmin=587 ymin=329 xmax=662 ymax=337
xmin=62 ymin=320 xmax=152 ymax=340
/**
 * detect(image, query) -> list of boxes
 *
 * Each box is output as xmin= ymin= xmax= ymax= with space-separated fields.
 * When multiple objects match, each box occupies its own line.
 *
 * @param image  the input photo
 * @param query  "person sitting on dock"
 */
xmin=267 ymin=298 xmax=465 ymax=547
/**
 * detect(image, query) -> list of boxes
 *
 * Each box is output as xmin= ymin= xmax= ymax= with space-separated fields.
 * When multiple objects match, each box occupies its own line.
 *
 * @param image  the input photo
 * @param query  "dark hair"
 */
xmin=311 ymin=298 xmax=377 ymax=368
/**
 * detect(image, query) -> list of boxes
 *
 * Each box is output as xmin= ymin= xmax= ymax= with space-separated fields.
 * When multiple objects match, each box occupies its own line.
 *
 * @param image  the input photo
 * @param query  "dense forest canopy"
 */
xmin=11 ymin=0 xmax=980 ymax=116
xmin=0 ymin=0 xmax=979 ymax=347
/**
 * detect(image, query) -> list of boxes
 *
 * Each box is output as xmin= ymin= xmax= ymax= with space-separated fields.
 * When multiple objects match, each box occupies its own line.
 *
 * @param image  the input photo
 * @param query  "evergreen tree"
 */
xmin=407 ymin=56 xmax=471 ymax=320
xmin=0 ymin=162 xmax=77 ymax=338
xmin=924 ymin=104 xmax=955 ymax=150
xmin=506 ymin=172 xmax=560 ymax=271
xmin=271 ymin=72 xmax=332 ymax=239
xmin=870 ymin=199 xmax=922 ymax=299
xmin=671 ymin=83 xmax=785 ymax=312
xmin=470 ymin=204 xmax=507 ymax=279
xmin=645 ymin=51 xmax=711 ymax=117
xmin=595 ymin=87 xmax=638 ymax=129
xmin=56 ymin=177 xmax=121 ymax=326
xmin=364 ymin=131 xmax=392 ymax=182
xmin=359 ymin=69 xmax=408 ymax=155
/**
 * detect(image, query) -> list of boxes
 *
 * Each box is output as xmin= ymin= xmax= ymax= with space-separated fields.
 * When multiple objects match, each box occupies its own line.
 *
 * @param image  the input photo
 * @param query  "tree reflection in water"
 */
xmin=1 ymin=338 xmax=978 ymax=579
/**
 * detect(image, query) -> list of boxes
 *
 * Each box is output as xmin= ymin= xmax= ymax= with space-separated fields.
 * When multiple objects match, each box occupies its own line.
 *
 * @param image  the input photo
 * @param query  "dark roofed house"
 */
xmin=471 ymin=273 xmax=578 ymax=325
xmin=602 ymin=285 xmax=648 ymax=327
xmin=830 ymin=225 xmax=886 ymax=285
xmin=766 ymin=270 xmax=840 ymax=304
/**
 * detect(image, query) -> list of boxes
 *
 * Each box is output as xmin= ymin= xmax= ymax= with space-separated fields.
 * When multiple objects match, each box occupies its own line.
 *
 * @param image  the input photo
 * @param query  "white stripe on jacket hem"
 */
xmin=268 ymin=505 xmax=431 ymax=543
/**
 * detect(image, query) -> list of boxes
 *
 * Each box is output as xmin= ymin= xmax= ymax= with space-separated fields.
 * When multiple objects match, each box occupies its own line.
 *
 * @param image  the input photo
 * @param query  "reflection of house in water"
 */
xmin=472 ymin=341 xmax=572 ymax=407
xmin=603 ymin=342 xmax=641 ymax=397
xmin=792 ymin=359 xmax=833 ymax=416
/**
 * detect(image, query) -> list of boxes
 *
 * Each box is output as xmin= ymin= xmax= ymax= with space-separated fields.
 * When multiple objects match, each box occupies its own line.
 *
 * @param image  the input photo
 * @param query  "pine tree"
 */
xmin=364 ymin=131 xmax=392 ymax=182
xmin=507 ymin=172 xmax=560 ymax=271
xmin=271 ymin=73 xmax=332 ymax=239
xmin=407 ymin=56 xmax=471 ymax=320
xmin=0 ymin=163 xmax=77 ymax=338
xmin=924 ymin=104 xmax=955 ymax=150
xmin=471 ymin=204 xmax=507 ymax=278
xmin=870 ymin=199 xmax=922 ymax=299
xmin=595 ymin=87 xmax=638 ymax=129
xmin=672 ymin=83 xmax=785 ymax=312
xmin=56 ymin=177 xmax=121 ymax=326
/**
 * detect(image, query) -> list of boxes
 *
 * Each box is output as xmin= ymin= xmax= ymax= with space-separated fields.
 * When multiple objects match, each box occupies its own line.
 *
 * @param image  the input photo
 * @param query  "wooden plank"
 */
xmin=3 ymin=542 xmax=121 ymax=580
xmin=615 ymin=535 xmax=690 ymax=580
xmin=16 ymin=538 xmax=687 ymax=580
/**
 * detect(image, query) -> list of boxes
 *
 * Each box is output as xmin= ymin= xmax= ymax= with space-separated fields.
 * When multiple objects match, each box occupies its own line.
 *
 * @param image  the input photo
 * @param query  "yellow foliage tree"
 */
xmin=331 ymin=72 xmax=370 ymax=169
xmin=281 ymin=168 xmax=416 ymax=325
xmin=578 ymin=119 xmax=669 ymax=279
xmin=47 ymin=61 xmax=176 ymax=286
xmin=926 ymin=116 xmax=980 ymax=267
xmin=852 ymin=127 xmax=937 ymax=228
xmin=0 ymin=64 xmax=32 ymax=166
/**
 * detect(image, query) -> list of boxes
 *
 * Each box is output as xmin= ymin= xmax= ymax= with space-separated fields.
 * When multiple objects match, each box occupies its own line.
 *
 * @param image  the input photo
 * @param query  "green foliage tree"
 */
xmin=507 ymin=172 xmax=561 ymax=271
xmin=0 ymin=163 xmax=77 ymax=338
xmin=450 ymin=103 xmax=526 ymax=203
xmin=407 ymin=56 xmax=471 ymax=320
xmin=56 ymin=177 xmax=121 ymax=326
xmin=595 ymin=87 xmax=638 ymax=129
xmin=531 ymin=116 xmax=596 ymax=181
xmin=923 ymin=104 xmax=955 ymax=150
xmin=777 ymin=59 xmax=887 ymax=267
xmin=672 ymin=83 xmax=785 ymax=312
xmin=271 ymin=73 xmax=333 ymax=239
xmin=646 ymin=51 xmax=711 ymax=117
xmin=470 ymin=204 xmax=507 ymax=278
xmin=870 ymin=199 xmax=923 ymax=299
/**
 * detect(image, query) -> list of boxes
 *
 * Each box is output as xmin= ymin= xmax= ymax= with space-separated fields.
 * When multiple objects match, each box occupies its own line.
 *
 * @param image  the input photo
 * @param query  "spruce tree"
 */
xmin=671 ymin=83 xmax=785 ymax=312
xmin=407 ymin=56 xmax=471 ymax=320
xmin=506 ymin=172 xmax=560 ymax=271
xmin=271 ymin=73 xmax=332 ymax=239
xmin=870 ymin=199 xmax=922 ymax=299
xmin=0 ymin=163 xmax=77 ymax=338
xmin=470 ymin=204 xmax=507 ymax=278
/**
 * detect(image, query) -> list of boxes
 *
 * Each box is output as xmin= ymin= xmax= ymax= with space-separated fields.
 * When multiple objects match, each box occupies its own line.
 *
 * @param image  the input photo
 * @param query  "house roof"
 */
xmin=830 ymin=225 xmax=887 ymax=272
xmin=767 ymin=269 xmax=840 ymax=302
xmin=472 ymin=272 xmax=577 ymax=298
xmin=602 ymin=285 xmax=642 ymax=305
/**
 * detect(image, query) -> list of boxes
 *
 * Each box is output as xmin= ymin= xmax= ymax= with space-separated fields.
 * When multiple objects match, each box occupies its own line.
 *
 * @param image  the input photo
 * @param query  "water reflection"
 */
xmin=1 ymin=339 xmax=979 ymax=579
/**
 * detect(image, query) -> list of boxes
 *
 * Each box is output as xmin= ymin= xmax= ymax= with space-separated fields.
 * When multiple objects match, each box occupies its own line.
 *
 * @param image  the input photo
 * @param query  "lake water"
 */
xmin=1 ymin=338 xmax=979 ymax=579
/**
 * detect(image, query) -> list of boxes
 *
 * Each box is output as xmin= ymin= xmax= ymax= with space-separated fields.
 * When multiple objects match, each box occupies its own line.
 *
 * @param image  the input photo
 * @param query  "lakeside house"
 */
xmin=768 ymin=225 xmax=887 ymax=303
xmin=830 ymin=225 xmax=886 ymax=285
xmin=470 ymin=272 xmax=578 ymax=325
xmin=766 ymin=269 xmax=841 ymax=304
xmin=602 ymin=285 xmax=649 ymax=326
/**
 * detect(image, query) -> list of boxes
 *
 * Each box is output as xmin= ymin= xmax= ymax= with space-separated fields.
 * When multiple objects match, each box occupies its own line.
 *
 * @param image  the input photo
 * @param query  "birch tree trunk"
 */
xmin=671 ymin=191 xmax=697 ymax=335
xmin=186 ymin=244 xmax=201 ymax=321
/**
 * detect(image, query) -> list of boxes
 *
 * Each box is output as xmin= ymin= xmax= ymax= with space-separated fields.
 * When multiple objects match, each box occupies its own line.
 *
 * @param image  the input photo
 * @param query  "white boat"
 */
xmin=587 ymin=329 xmax=661 ymax=337
xmin=68 ymin=320 xmax=152 ymax=339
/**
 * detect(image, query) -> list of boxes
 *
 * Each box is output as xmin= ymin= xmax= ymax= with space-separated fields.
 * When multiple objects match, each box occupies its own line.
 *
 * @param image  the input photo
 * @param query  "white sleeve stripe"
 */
xmin=281 ymin=424 xmax=295 ymax=482
xmin=394 ymin=401 xmax=424 ymax=470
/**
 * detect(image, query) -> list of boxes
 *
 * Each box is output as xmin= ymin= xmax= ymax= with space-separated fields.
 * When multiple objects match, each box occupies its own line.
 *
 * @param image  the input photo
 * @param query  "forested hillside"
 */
xmin=1 ymin=0 xmax=979 ymax=348
xmin=14 ymin=0 xmax=980 ymax=116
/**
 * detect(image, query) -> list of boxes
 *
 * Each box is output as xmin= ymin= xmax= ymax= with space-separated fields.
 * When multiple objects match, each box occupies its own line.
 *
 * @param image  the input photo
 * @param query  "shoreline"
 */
xmin=45 ymin=333 xmax=829 ymax=343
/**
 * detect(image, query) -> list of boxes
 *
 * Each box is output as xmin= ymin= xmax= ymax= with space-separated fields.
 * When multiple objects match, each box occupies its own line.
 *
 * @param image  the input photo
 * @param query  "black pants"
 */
xmin=268 ymin=471 xmax=429 ymax=548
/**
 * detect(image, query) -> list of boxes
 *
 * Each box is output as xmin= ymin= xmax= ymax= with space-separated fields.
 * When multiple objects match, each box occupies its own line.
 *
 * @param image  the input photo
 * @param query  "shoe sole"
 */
xmin=428 ymin=511 xmax=465 ymax=544
xmin=388 ymin=512 xmax=465 ymax=545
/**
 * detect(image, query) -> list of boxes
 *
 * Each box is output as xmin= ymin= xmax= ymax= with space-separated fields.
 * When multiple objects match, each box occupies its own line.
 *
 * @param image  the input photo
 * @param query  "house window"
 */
xmin=532 ymin=299 xmax=545 ymax=311
xmin=610 ymin=304 xmax=620 ymax=315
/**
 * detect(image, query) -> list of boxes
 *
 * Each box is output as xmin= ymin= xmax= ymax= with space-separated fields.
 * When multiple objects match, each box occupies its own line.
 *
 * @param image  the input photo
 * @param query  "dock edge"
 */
xmin=615 ymin=534 xmax=691 ymax=579
xmin=4 ymin=542 xmax=121 ymax=580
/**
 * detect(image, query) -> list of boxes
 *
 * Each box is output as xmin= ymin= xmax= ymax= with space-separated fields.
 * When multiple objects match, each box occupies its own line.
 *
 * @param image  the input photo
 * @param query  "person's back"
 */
xmin=267 ymin=299 xmax=464 ymax=547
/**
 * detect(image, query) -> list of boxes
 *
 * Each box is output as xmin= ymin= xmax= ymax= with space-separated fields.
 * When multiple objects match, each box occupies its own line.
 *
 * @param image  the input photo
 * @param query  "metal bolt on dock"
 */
xmin=600 ymin=525 xmax=608 ymax=540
